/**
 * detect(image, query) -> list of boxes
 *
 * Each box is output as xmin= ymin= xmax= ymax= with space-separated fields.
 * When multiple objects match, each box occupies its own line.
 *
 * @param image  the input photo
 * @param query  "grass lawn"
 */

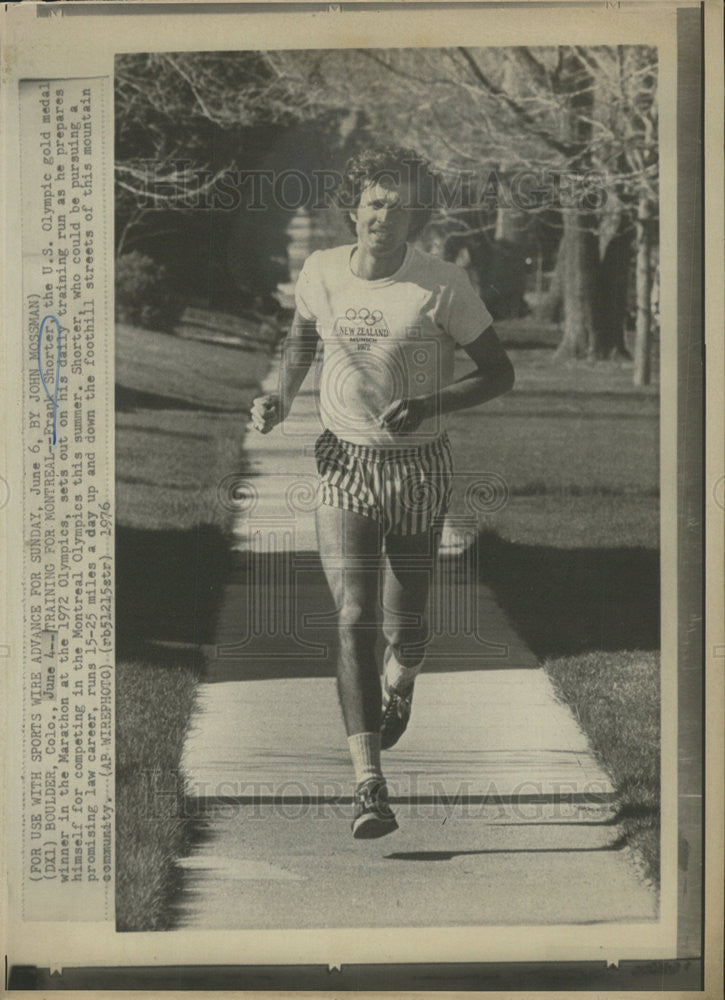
xmin=545 ymin=650 xmax=660 ymax=882
xmin=116 ymin=647 xmax=202 ymax=930
xmin=450 ymin=325 xmax=661 ymax=886
xmin=115 ymin=322 xmax=272 ymax=930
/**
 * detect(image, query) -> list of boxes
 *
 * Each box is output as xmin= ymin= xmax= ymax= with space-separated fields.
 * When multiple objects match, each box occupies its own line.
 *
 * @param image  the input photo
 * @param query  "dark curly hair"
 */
xmin=336 ymin=146 xmax=436 ymax=238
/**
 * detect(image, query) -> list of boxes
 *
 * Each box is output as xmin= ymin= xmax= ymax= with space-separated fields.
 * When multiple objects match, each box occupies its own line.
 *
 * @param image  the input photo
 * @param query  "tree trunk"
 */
xmin=553 ymin=48 xmax=602 ymax=360
xmin=633 ymin=197 xmax=654 ymax=386
xmin=554 ymin=211 xmax=600 ymax=359
xmin=536 ymin=239 xmax=563 ymax=322
xmin=595 ymin=217 xmax=633 ymax=359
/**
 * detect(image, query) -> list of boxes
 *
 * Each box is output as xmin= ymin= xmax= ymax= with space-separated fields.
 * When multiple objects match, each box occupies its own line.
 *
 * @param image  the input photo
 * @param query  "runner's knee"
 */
xmin=339 ymin=599 xmax=372 ymax=627
xmin=338 ymin=601 xmax=377 ymax=649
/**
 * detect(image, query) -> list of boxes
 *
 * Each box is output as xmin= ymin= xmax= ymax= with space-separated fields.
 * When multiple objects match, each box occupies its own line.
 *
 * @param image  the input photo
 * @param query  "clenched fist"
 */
xmin=250 ymin=393 xmax=285 ymax=434
xmin=379 ymin=396 xmax=432 ymax=435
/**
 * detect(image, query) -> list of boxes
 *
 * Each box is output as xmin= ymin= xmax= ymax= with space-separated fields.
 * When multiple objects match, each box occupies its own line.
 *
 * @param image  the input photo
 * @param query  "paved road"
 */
xmin=176 ymin=352 xmax=656 ymax=929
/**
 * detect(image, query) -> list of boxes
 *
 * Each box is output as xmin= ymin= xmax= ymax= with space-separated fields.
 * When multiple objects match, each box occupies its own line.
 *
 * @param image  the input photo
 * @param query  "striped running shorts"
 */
xmin=314 ymin=428 xmax=454 ymax=536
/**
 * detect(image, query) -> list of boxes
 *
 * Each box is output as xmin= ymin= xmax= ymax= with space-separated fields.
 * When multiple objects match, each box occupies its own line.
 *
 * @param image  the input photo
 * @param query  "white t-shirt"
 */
xmin=294 ymin=242 xmax=493 ymax=448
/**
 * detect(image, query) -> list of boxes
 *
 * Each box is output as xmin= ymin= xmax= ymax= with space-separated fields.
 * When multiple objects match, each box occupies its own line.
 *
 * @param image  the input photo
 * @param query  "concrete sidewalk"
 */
xmin=176 ymin=353 xmax=656 ymax=929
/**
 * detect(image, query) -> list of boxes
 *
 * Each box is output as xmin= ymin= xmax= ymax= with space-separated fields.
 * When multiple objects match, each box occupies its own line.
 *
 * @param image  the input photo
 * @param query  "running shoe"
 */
xmin=380 ymin=678 xmax=414 ymax=750
xmin=351 ymin=777 xmax=398 ymax=838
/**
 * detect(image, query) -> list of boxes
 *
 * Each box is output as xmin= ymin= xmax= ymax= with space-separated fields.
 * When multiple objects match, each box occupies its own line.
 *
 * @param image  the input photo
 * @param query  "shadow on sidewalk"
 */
xmin=205 ymin=548 xmax=536 ymax=682
xmin=170 ymin=524 xmax=658 ymax=683
xmin=385 ymin=845 xmax=621 ymax=861
xmin=476 ymin=529 xmax=659 ymax=659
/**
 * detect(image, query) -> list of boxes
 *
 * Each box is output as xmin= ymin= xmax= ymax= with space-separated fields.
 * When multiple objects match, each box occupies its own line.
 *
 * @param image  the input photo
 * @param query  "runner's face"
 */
xmin=351 ymin=180 xmax=413 ymax=259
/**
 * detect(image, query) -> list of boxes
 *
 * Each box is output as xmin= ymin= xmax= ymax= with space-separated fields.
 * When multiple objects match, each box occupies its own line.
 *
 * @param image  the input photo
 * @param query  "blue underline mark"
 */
xmin=38 ymin=314 xmax=61 ymax=445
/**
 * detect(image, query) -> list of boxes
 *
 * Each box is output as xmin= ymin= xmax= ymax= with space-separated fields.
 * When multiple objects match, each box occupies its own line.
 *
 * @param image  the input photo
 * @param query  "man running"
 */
xmin=251 ymin=147 xmax=514 ymax=839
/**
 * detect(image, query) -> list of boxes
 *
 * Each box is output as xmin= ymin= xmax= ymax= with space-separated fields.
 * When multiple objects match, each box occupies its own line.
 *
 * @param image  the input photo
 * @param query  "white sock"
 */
xmin=347 ymin=731 xmax=383 ymax=785
xmin=384 ymin=647 xmax=423 ymax=693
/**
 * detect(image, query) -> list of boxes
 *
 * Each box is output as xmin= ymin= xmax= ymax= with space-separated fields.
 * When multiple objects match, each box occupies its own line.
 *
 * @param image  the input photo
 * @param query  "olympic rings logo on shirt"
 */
xmin=344 ymin=307 xmax=384 ymax=326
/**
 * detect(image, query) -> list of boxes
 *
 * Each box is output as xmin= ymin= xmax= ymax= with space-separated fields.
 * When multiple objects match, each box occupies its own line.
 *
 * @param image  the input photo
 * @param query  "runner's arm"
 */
xmin=251 ymin=310 xmax=319 ymax=433
xmin=430 ymin=324 xmax=515 ymax=416
xmin=380 ymin=325 xmax=514 ymax=434
xmin=278 ymin=309 xmax=320 ymax=415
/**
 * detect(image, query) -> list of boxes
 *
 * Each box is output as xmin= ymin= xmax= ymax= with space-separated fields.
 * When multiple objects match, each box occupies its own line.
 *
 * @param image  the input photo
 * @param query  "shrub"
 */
xmin=115 ymin=251 xmax=185 ymax=332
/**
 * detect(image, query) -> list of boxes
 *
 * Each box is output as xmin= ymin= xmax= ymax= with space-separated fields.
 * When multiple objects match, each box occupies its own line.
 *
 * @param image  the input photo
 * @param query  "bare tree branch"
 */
xmin=457 ymin=47 xmax=579 ymax=158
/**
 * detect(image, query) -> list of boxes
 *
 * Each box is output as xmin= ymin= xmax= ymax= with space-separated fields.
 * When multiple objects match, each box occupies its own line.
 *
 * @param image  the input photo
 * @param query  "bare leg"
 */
xmin=315 ymin=503 xmax=383 ymax=736
xmin=383 ymin=525 xmax=443 ymax=670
